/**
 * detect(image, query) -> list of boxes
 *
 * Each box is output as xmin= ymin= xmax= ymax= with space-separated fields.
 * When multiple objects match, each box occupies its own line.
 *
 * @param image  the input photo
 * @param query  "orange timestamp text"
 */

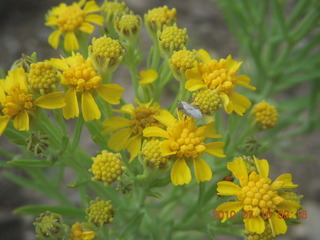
xmin=212 ymin=210 xmax=308 ymax=220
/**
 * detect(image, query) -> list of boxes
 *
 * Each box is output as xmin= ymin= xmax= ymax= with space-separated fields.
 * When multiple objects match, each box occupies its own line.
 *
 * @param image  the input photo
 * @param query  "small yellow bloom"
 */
xmin=170 ymin=49 xmax=197 ymax=81
xmin=143 ymin=111 xmax=225 ymax=185
xmin=185 ymin=49 xmax=256 ymax=116
xmin=50 ymin=53 xmax=125 ymax=122
xmin=139 ymin=69 xmax=158 ymax=84
xmin=86 ymin=198 xmax=114 ymax=226
xmin=192 ymin=88 xmax=222 ymax=115
xmin=252 ymin=100 xmax=278 ymax=130
xmin=158 ymin=25 xmax=188 ymax=55
xmin=115 ymin=12 xmax=142 ymax=40
xmin=101 ymin=0 xmax=128 ymax=24
xmin=144 ymin=6 xmax=176 ymax=35
xmin=70 ymin=222 xmax=95 ymax=240
xmin=102 ymin=99 xmax=166 ymax=161
xmin=215 ymin=157 xmax=300 ymax=235
xmin=0 ymin=68 xmax=65 ymax=135
xmin=90 ymin=150 xmax=125 ymax=185
xmin=34 ymin=211 xmax=65 ymax=239
xmin=142 ymin=139 xmax=169 ymax=168
xmin=45 ymin=0 xmax=103 ymax=51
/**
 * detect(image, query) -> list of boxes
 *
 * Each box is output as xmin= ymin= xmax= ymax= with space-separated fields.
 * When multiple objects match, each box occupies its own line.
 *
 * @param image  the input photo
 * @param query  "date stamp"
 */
xmin=212 ymin=210 xmax=308 ymax=220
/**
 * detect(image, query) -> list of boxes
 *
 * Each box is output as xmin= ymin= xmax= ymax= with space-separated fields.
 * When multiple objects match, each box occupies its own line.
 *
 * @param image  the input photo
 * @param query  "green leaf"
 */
xmin=67 ymin=178 xmax=91 ymax=188
xmin=7 ymin=159 xmax=54 ymax=168
xmin=119 ymin=212 xmax=144 ymax=238
xmin=3 ymin=171 xmax=41 ymax=191
xmin=14 ymin=205 xmax=85 ymax=218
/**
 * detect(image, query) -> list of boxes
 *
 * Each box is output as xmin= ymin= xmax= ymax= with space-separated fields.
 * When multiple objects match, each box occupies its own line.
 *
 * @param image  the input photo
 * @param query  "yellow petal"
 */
xmin=102 ymin=117 xmax=131 ymax=135
xmin=63 ymin=88 xmax=79 ymax=119
xmin=127 ymin=135 xmax=142 ymax=162
xmin=243 ymin=215 xmax=265 ymax=234
xmin=277 ymin=200 xmax=301 ymax=217
xmin=96 ymin=84 xmax=124 ymax=105
xmin=271 ymin=173 xmax=298 ymax=190
xmin=81 ymin=91 xmax=101 ymax=122
xmin=254 ymin=157 xmax=269 ymax=178
xmin=64 ymin=32 xmax=79 ymax=51
xmin=160 ymin=140 xmax=177 ymax=156
xmin=185 ymin=67 xmax=202 ymax=81
xmin=225 ymin=55 xmax=242 ymax=75
xmin=34 ymin=92 xmax=65 ymax=109
xmin=269 ymin=213 xmax=287 ymax=235
xmin=193 ymin=157 xmax=212 ymax=183
xmin=13 ymin=110 xmax=29 ymax=131
xmin=197 ymin=49 xmax=211 ymax=62
xmin=108 ymin=128 xmax=132 ymax=151
xmin=217 ymin=181 xmax=241 ymax=196
xmin=143 ymin=126 xmax=169 ymax=139
xmin=228 ymin=92 xmax=252 ymax=116
xmin=171 ymin=158 xmax=191 ymax=185
xmin=48 ymin=30 xmax=61 ymax=49
xmin=139 ymin=69 xmax=158 ymax=84
xmin=84 ymin=1 xmax=101 ymax=13
xmin=204 ymin=142 xmax=226 ymax=158
xmin=85 ymin=14 xmax=104 ymax=26
xmin=215 ymin=202 xmax=244 ymax=222
xmin=227 ymin=157 xmax=248 ymax=187
xmin=113 ymin=103 xmax=134 ymax=115
xmin=185 ymin=79 xmax=206 ymax=91
xmin=203 ymin=121 xmax=221 ymax=138
xmin=79 ymin=22 xmax=94 ymax=33
xmin=49 ymin=58 xmax=69 ymax=72
xmin=236 ymin=75 xmax=256 ymax=90
xmin=0 ymin=115 xmax=10 ymax=135
xmin=220 ymin=92 xmax=233 ymax=114
xmin=153 ymin=110 xmax=176 ymax=127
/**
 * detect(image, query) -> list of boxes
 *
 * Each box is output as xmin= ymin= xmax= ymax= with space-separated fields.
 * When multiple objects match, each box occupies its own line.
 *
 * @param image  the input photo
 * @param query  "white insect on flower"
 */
xmin=177 ymin=101 xmax=202 ymax=119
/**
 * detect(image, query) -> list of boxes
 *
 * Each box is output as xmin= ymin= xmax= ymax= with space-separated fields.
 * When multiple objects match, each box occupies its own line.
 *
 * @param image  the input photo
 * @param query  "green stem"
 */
xmin=71 ymin=114 xmax=84 ymax=152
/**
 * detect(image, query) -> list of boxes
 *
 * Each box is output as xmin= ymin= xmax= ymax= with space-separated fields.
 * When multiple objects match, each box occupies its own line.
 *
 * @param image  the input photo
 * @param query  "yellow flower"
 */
xmin=0 ymin=68 xmax=65 ymax=135
xmin=143 ymin=111 xmax=225 ymax=185
xmin=185 ymin=49 xmax=256 ymax=116
xmin=45 ymin=0 xmax=103 ymax=51
xmin=70 ymin=222 xmax=95 ymax=240
xmin=169 ymin=49 xmax=197 ymax=81
xmin=144 ymin=6 xmax=177 ymax=34
xmin=139 ymin=69 xmax=158 ymax=84
xmin=192 ymin=88 xmax=222 ymax=115
xmin=50 ymin=53 xmax=125 ymax=122
xmin=141 ymin=139 xmax=169 ymax=168
xmin=215 ymin=157 xmax=300 ymax=235
xmin=103 ymin=99 xmax=166 ymax=162
xmin=86 ymin=198 xmax=114 ymax=226
xmin=158 ymin=25 xmax=188 ymax=55
xmin=252 ymin=100 xmax=278 ymax=130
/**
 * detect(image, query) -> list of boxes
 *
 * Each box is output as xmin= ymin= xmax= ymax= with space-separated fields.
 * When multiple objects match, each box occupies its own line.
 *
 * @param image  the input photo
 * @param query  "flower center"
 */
xmin=57 ymin=5 xmax=85 ymax=32
xmin=238 ymin=172 xmax=283 ymax=216
xmin=63 ymin=55 xmax=101 ymax=92
xmin=200 ymin=60 xmax=236 ymax=93
xmin=131 ymin=107 xmax=162 ymax=135
xmin=2 ymin=85 xmax=34 ymax=117
xmin=168 ymin=120 xmax=206 ymax=158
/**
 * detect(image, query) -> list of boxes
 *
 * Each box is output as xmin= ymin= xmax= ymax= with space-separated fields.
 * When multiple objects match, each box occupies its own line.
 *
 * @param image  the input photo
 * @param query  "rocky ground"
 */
xmin=0 ymin=0 xmax=319 ymax=239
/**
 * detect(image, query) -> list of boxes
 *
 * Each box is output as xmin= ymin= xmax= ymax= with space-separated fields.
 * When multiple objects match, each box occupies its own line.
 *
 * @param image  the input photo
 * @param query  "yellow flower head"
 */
xmin=139 ymin=69 xmax=158 ymax=84
xmin=101 ymin=0 xmax=128 ymax=23
xmin=216 ymin=157 xmax=300 ymax=236
xmin=45 ymin=0 xmax=103 ymax=51
xmin=115 ymin=12 xmax=142 ymax=40
xmin=89 ymin=36 xmax=124 ymax=76
xmin=192 ymin=88 xmax=222 ymax=115
xmin=103 ymin=99 xmax=166 ymax=162
xmin=142 ymin=139 xmax=169 ymax=168
xmin=86 ymin=198 xmax=114 ymax=226
xmin=145 ymin=6 xmax=176 ymax=36
xmin=252 ymin=100 xmax=278 ymax=130
xmin=50 ymin=53 xmax=125 ymax=122
xmin=70 ymin=222 xmax=95 ymax=240
xmin=143 ymin=111 xmax=225 ymax=185
xmin=28 ymin=62 xmax=60 ymax=95
xmin=170 ymin=49 xmax=197 ymax=81
xmin=185 ymin=49 xmax=256 ymax=116
xmin=0 ymin=68 xmax=65 ymax=135
xmin=90 ymin=150 xmax=125 ymax=185
xmin=34 ymin=211 xmax=65 ymax=239
xmin=158 ymin=25 xmax=188 ymax=56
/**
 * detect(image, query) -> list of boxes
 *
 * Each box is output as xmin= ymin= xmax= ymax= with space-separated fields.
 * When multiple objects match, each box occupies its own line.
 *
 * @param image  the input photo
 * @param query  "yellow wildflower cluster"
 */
xmin=252 ymin=100 xmax=279 ymax=130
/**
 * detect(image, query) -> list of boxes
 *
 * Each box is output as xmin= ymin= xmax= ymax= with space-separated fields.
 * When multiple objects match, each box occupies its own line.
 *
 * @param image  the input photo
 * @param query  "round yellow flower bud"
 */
xmin=252 ymin=100 xmax=278 ymax=130
xmin=145 ymin=6 xmax=176 ymax=36
xmin=28 ymin=62 xmax=60 ymax=95
xmin=192 ymin=88 xmax=222 ymax=115
xmin=101 ymin=0 xmax=128 ymax=23
xmin=159 ymin=25 xmax=188 ymax=56
xmin=142 ymin=139 xmax=169 ymax=168
xmin=86 ymin=198 xmax=114 ymax=226
xmin=90 ymin=150 xmax=125 ymax=186
xmin=89 ymin=36 xmax=124 ymax=76
xmin=115 ymin=13 xmax=142 ymax=41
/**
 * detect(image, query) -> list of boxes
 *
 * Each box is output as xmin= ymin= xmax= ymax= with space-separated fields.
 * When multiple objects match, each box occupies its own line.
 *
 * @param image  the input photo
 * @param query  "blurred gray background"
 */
xmin=0 ymin=0 xmax=319 ymax=239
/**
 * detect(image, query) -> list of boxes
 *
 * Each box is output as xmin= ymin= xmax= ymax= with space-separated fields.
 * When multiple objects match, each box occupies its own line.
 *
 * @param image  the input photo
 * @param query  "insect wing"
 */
xmin=177 ymin=101 xmax=202 ymax=119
